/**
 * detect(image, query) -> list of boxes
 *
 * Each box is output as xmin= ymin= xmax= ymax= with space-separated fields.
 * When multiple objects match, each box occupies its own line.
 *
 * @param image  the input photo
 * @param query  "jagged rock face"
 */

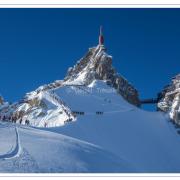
xmin=0 ymin=96 xmax=4 ymax=105
xmin=0 ymin=89 xmax=76 ymax=127
xmin=64 ymin=45 xmax=140 ymax=106
xmin=158 ymin=74 xmax=180 ymax=124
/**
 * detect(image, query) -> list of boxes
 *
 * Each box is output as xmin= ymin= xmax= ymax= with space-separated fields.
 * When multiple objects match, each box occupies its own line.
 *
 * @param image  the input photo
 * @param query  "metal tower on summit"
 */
xmin=99 ymin=26 xmax=104 ymax=45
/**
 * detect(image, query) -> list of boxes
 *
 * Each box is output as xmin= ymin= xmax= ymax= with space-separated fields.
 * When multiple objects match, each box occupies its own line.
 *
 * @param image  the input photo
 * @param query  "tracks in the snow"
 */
xmin=0 ymin=127 xmax=21 ymax=160
xmin=0 ymin=125 xmax=40 ymax=172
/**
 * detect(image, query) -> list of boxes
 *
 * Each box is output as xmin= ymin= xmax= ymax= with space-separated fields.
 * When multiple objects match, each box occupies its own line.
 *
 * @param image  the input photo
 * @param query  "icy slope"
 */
xmin=0 ymin=122 xmax=134 ymax=173
xmin=42 ymin=80 xmax=180 ymax=173
xmin=54 ymin=80 xmax=134 ymax=113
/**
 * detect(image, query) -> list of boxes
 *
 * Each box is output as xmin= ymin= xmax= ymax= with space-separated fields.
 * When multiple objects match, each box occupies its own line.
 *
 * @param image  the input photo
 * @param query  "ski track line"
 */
xmin=0 ymin=127 xmax=21 ymax=160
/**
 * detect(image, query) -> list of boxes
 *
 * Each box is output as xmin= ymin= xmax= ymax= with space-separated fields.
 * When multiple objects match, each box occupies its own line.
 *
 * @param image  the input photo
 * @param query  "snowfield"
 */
xmin=1 ymin=80 xmax=180 ymax=173
xmin=42 ymin=80 xmax=180 ymax=173
xmin=0 ymin=122 xmax=134 ymax=173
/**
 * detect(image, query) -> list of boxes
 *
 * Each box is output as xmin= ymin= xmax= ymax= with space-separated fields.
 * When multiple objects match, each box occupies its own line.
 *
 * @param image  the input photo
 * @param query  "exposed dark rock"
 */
xmin=158 ymin=74 xmax=180 ymax=124
xmin=64 ymin=45 xmax=140 ymax=106
xmin=0 ymin=96 xmax=4 ymax=105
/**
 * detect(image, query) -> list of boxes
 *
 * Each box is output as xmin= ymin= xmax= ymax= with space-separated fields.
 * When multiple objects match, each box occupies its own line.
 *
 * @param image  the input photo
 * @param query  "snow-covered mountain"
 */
xmin=158 ymin=74 xmax=180 ymax=124
xmin=1 ymin=80 xmax=180 ymax=172
xmin=0 ymin=44 xmax=140 ymax=127
xmin=64 ymin=45 xmax=140 ymax=106
xmin=1 ymin=32 xmax=180 ymax=172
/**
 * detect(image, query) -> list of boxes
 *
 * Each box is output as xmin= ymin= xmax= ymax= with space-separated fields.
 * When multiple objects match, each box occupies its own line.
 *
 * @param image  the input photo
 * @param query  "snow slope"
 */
xmin=0 ymin=121 xmax=134 ymax=173
xmin=40 ymin=80 xmax=180 ymax=173
xmin=1 ymin=80 xmax=180 ymax=172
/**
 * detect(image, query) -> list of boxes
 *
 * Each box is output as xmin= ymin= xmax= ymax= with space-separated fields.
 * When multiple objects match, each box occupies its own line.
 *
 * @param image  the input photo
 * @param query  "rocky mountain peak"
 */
xmin=158 ymin=74 xmax=180 ymax=124
xmin=64 ymin=42 xmax=140 ymax=106
xmin=0 ymin=27 xmax=140 ymax=128
xmin=64 ymin=45 xmax=109 ymax=83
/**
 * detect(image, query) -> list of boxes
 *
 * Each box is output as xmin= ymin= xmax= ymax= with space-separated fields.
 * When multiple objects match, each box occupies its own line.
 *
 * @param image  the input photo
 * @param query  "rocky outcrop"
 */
xmin=0 ymin=96 xmax=4 ymax=105
xmin=64 ymin=45 xmax=140 ymax=106
xmin=158 ymin=74 xmax=180 ymax=124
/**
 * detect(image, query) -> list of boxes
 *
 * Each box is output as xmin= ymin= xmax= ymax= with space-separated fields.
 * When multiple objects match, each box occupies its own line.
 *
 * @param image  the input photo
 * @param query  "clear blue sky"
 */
xmin=0 ymin=8 xmax=179 ymax=106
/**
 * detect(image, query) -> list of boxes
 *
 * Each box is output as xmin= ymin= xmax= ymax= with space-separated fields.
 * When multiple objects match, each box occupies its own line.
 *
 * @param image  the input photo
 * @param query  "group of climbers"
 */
xmin=73 ymin=111 xmax=104 ymax=115
xmin=0 ymin=114 xmax=30 ymax=125
xmin=96 ymin=111 xmax=103 ymax=115
xmin=0 ymin=115 xmax=8 ymax=121
xmin=73 ymin=111 xmax=85 ymax=115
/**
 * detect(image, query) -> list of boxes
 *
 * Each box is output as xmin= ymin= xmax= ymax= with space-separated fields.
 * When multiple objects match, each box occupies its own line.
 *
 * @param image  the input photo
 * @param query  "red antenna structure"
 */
xmin=99 ymin=26 xmax=104 ymax=45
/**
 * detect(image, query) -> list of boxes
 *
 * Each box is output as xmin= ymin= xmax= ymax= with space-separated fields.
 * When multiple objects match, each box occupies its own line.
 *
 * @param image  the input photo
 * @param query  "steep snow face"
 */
xmin=64 ymin=45 xmax=140 ymax=106
xmin=0 ymin=84 xmax=76 ymax=127
xmin=45 ymin=91 xmax=180 ymax=172
xmin=158 ymin=74 xmax=180 ymax=124
xmin=1 ymin=80 xmax=133 ymax=127
xmin=54 ymin=80 xmax=134 ymax=114
xmin=11 ymin=90 xmax=76 ymax=127
xmin=0 ymin=122 xmax=134 ymax=173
